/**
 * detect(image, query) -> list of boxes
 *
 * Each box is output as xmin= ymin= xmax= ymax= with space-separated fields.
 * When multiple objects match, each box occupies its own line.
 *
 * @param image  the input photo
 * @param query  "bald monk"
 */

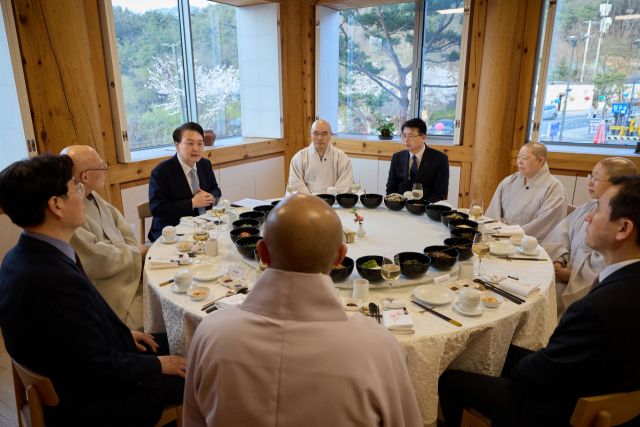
xmin=61 ymin=146 xmax=147 ymax=331
xmin=542 ymin=157 xmax=637 ymax=318
xmin=485 ymin=142 xmax=568 ymax=240
xmin=183 ymin=194 xmax=423 ymax=427
xmin=287 ymin=119 xmax=354 ymax=194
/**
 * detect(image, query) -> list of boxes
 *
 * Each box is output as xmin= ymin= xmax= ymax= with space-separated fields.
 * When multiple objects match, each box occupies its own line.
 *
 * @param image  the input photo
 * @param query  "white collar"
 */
xmin=409 ymin=144 xmax=426 ymax=163
xmin=599 ymin=258 xmax=640 ymax=283
xmin=177 ymin=154 xmax=197 ymax=176
xmin=309 ymin=141 xmax=333 ymax=159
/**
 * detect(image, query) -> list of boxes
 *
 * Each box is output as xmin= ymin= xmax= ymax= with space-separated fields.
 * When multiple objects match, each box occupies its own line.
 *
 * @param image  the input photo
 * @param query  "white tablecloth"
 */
xmin=143 ymin=202 xmax=556 ymax=426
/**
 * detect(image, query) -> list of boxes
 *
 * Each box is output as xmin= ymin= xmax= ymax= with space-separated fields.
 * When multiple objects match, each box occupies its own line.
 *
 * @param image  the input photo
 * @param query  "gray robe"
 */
xmin=288 ymin=142 xmax=354 ymax=194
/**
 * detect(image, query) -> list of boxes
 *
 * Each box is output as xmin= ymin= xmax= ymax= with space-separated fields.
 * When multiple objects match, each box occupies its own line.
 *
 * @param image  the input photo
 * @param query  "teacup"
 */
xmin=459 ymin=288 xmax=480 ymax=312
xmin=162 ymin=226 xmax=176 ymax=242
xmin=174 ymin=269 xmax=193 ymax=291
xmin=521 ymin=235 xmax=538 ymax=255
xmin=352 ymin=279 xmax=369 ymax=301
xmin=222 ymin=199 xmax=231 ymax=212
xmin=403 ymin=191 xmax=413 ymax=200
xmin=327 ymin=187 xmax=338 ymax=196
xmin=458 ymin=261 xmax=475 ymax=281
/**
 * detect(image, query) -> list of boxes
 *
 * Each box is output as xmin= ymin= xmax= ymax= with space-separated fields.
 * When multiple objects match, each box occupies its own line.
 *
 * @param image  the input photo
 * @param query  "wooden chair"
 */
xmin=137 ymin=200 xmax=152 ymax=245
xmin=12 ymin=358 xmax=182 ymax=427
xmin=567 ymin=204 xmax=577 ymax=216
xmin=460 ymin=407 xmax=491 ymax=427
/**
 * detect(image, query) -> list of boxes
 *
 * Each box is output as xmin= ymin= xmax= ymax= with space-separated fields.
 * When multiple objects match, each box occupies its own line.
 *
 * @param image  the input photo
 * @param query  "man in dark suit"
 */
xmin=386 ymin=118 xmax=449 ymax=203
xmin=148 ymin=122 xmax=222 ymax=241
xmin=438 ymin=175 xmax=640 ymax=427
xmin=0 ymin=154 xmax=186 ymax=427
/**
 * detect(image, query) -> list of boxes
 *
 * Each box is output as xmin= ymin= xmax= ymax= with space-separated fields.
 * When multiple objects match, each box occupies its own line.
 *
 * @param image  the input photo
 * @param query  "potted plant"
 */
xmin=376 ymin=118 xmax=395 ymax=140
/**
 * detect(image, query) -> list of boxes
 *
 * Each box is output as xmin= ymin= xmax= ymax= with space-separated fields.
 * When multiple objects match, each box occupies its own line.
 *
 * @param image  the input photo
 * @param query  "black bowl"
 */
xmin=232 ymin=219 xmax=260 ymax=230
xmin=448 ymin=219 xmax=479 ymax=232
xmin=360 ymin=194 xmax=383 ymax=209
xmin=239 ymin=211 xmax=267 ymax=225
xmin=441 ymin=210 xmax=470 ymax=227
xmin=405 ymin=200 xmax=427 ymax=216
xmin=235 ymin=236 xmax=264 ymax=258
xmin=397 ymin=252 xmax=431 ymax=279
xmin=425 ymin=204 xmax=452 ymax=221
xmin=229 ymin=227 xmax=260 ymax=243
xmin=254 ymin=248 xmax=260 ymax=264
xmin=384 ymin=197 xmax=405 ymax=211
xmin=423 ymin=245 xmax=459 ymax=270
xmin=336 ymin=193 xmax=358 ymax=209
xmin=450 ymin=228 xmax=481 ymax=241
xmin=355 ymin=255 xmax=384 ymax=282
xmin=271 ymin=200 xmax=282 ymax=206
xmin=330 ymin=256 xmax=355 ymax=283
xmin=444 ymin=237 xmax=474 ymax=260
xmin=317 ymin=194 xmax=336 ymax=206
xmin=254 ymin=205 xmax=274 ymax=214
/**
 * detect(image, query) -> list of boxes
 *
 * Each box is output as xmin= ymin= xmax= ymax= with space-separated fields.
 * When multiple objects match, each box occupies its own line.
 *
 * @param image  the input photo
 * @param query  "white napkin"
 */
xmin=382 ymin=309 xmax=414 ymax=335
xmin=180 ymin=217 xmax=216 ymax=229
xmin=432 ymin=200 xmax=453 ymax=208
xmin=497 ymin=224 xmax=525 ymax=236
xmin=215 ymin=294 xmax=247 ymax=310
xmin=383 ymin=299 xmax=406 ymax=310
xmin=148 ymin=256 xmax=181 ymax=270
xmin=498 ymin=278 xmax=540 ymax=297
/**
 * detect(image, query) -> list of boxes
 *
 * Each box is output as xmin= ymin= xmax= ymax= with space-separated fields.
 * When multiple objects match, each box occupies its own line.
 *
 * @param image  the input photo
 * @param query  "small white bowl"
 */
xmin=175 ymin=241 xmax=195 ymax=252
xmin=480 ymin=292 xmax=503 ymax=307
xmin=188 ymin=286 xmax=210 ymax=301
xmin=490 ymin=241 xmax=517 ymax=256
xmin=509 ymin=236 xmax=523 ymax=246
xmin=343 ymin=298 xmax=362 ymax=311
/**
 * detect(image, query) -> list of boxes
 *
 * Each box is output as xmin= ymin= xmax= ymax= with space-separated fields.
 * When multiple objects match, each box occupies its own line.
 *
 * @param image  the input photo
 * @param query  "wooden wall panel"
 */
xmin=331 ymin=139 xmax=474 ymax=163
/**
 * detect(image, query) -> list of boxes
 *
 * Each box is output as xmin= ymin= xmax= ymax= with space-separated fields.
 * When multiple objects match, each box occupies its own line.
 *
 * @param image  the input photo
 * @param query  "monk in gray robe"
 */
xmin=485 ymin=142 xmax=568 ymax=240
xmin=542 ymin=157 xmax=637 ymax=318
xmin=62 ymin=146 xmax=147 ymax=331
xmin=184 ymin=194 xmax=423 ymax=426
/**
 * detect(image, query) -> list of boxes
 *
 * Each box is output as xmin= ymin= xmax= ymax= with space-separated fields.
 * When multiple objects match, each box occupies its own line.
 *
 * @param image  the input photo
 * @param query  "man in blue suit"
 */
xmin=148 ymin=122 xmax=222 ymax=241
xmin=386 ymin=118 xmax=449 ymax=203
xmin=438 ymin=175 xmax=640 ymax=427
xmin=0 ymin=154 xmax=186 ymax=427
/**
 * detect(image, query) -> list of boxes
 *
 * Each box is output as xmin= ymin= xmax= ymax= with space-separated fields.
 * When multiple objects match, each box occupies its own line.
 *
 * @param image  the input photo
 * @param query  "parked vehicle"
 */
xmin=428 ymin=119 xmax=454 ymax=135
xmin=542 ymin=105 xmax=558 ymax=120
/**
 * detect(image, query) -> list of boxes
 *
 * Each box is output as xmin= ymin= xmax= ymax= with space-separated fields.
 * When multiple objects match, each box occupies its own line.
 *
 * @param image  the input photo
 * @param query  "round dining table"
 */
xmin=143 ymin=198 xmax=557 ymax=426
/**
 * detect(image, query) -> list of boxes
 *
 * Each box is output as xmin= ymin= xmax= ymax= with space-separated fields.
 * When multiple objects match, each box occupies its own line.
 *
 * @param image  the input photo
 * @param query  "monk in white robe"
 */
xmin=542 ymin=157 xmax=637 ymax=318
xmin=287 ymin=119 xmax=353 ymax=194
xmin=62 ymin=146 xmax=148 ymax=331
xmin=184 ymin=194 xmax=423 ymax=427
xmin=485 ymin=142 xmax=568 ymax=240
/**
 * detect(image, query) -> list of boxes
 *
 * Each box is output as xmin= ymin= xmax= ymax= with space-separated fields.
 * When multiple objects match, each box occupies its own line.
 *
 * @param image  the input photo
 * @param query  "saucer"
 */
xmin=171 ymin=283 xmax=190 ymax=293
xmin=517 ymin=247 xmax=540 ymax=256
xmin=176 ymin=259 xmax=193 ymax=266
xmin=453 ymin=301 xmax=485 ymax=316
xmin=160 ymin=236 xmax=179 ymax=244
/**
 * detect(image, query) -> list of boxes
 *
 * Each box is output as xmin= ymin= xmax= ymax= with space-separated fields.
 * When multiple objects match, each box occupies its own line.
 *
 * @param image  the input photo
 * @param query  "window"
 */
xmin=317 ymin=0 xmax=468 ymax=141
xmin=529 ymin=0 xmax=640 ymax=147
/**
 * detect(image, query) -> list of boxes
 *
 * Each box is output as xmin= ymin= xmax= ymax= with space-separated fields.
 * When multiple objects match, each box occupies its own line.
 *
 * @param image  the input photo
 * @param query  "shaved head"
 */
xmin=257 ymin=194 xmax=347 ymax=274
xmin=523 ymin=142 xmax=548 ymax=161
xmin=311 ymin=119 xmax=332 ymax=134
xmin=597 ymin=157 xmax=637 ymax=177
xmin=60 ymin=145 xmax=105 ymax=194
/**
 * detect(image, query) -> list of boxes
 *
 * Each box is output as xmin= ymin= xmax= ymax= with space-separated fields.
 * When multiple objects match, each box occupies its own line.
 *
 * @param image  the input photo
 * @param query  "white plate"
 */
xmin=192 ymin=265 xmax=226 ymax=281
xmin=453 ymin=301 xmax=485 ymax=316
xmin=517 ymin=247 xmax=540 ymax=256
xmin=490 ymin=241 xmax=516 ymax=256
xmin=413 ymin=285 xmax=456 ymax=306
xmin=171 ymin=283 xmax=190 ymax=293
xmin=159 ymin=236 xmax=179 ymax=244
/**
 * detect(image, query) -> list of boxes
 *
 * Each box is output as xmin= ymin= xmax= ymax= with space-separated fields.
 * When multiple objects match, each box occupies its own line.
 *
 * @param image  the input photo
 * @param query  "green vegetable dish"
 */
xmin=361 ymin=259 xmax=379 ymax=269
xmin=244 ymin=243 xmax=257 ymax=247
xmin=403 ymin=259 xmax=422 ymax=266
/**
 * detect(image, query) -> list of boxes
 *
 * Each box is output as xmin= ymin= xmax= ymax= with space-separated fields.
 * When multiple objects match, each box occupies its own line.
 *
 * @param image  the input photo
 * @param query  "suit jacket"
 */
xmin=0 ymin=235 xmax=161 ymax=424
xmin=386 ymin=144 xmax=449 ymax=203
xmin=512 ymin=261 xmax=640 ymax=426
xmin=148 ymin=155 xmax=221 ymax=241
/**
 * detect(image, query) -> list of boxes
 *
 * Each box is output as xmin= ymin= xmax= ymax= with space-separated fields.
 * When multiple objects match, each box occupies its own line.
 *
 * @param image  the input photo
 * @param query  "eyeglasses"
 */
xmin=81 ymin=163 xmax=108 ymax=174
xmin=68 ymin=179 xmax=85 ymax=197
xmin=588 ymin=174 xmax=609 ymax=184
xmin=311 ymin=132 xmax=330 ymax=138
xmin=400 ymin=134 xmax=424 ymax=141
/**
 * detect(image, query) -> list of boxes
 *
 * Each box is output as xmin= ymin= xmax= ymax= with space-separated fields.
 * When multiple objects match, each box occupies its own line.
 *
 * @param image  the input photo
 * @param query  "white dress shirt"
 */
xmin=177 ymin=154 xmax=200 ymax=191
xmin=599 ymin=258 xmax=640 ymax=283
xmin=408 ymin=144 xmax=426 ymax=178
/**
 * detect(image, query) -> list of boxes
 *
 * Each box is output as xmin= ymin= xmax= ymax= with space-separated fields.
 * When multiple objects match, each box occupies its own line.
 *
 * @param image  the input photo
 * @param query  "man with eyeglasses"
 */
xmin=148 ymin=122 xmax=222 ymax=241
xmin=386 ymin=118 xmax=449 ymax=202
xmin=61 ymin=145 xmax=147 ymax=331
xmin=542 ymin=157 xmax=637 ymax=318
xmin=0 ymin=154 xmax=186 ymax=427
xmin=485 ymin=142 xmax=568 ymax=240
xmin=287 ymin=119 xmax=353 ymax=194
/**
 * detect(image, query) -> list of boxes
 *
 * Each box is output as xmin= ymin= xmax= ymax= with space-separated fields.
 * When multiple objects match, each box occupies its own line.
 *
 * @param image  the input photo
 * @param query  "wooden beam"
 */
xmin=218 ymin=152 xmax=284 ymax=169
xmin=331 ymin=139 xmax=474 ymax=163
xmin=459 ymin=161 xmax=472 ymax=208
xmin=316 ymin=0 xmax=421 ymax=11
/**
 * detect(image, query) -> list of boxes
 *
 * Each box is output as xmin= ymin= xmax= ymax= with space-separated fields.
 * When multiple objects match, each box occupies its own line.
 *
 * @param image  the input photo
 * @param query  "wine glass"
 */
xmin=412 ymin=183 xmax=423 ymax=200
xmin=193 ymin=220 xmax=210 ymax=254
xmin=286 ymin=185 xmax=298 ymax=196
xmin=380 ymin=253 xmax=401 ymax=305
xmin=212 ymin=205 xmax=225 ymax=232
xmin=350 ymin=178 xmax=361 ymax=195
xmin=471 ymin=234 xmax=490 ymax=279
xmin=469 ymin=199 xmax=484 ymax=221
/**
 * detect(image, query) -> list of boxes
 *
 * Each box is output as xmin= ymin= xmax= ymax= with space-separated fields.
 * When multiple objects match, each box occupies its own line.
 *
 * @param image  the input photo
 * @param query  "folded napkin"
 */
xmin=498 ymin=278 xmax=540 ymax=297
xmin=382 ymin=309 xmax=414 ymax=335
xmin=215 ymin=294 xmax=247 ymax=310
xmin=148 ymin=256 xmax=182 ymax=270
xmin=383 ymin=299 xmax=406 ymax=310
xmin=497 ymin=224 xmax=525 ymax=237
xmin=180 ymin=217 xmax=216 ymax=228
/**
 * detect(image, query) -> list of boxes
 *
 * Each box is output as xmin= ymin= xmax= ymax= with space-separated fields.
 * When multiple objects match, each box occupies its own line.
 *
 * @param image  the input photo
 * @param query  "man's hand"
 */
xmin=553 ymin=261 xmax=563 ymax=271
xmin=138 ymin=244 xmax=149 ymax=259
xmin=192 ymin=188 xmax=213 ymax=209
xmin=131 ymin=331 xmax=158 ymax=353
xmin=555 ymin=267 xmax=571 ymax=284
xmin=158 ymin=356 xmax=187 ymax=378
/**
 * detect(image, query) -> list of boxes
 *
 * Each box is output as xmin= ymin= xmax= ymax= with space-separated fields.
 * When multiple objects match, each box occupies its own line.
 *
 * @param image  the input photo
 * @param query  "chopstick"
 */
xmin=159 ymin=279 xmax=174 ymax=287
xmin=475 ymin=280 xmax=525 ymax=304
xmin=504 ymin=256 xmax=548 ymax=261
xmin=482 ymin=220 xmax=498 ymax=224
xmin=411 ymin=298 xmax=462 ymax=327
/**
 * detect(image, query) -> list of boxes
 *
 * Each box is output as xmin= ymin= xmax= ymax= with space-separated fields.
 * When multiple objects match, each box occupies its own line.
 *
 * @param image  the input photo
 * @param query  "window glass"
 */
xmin=112 ymin=0 xmax=188 ymax=149
xmin=190 ymin=1 xmax=242 ymax=137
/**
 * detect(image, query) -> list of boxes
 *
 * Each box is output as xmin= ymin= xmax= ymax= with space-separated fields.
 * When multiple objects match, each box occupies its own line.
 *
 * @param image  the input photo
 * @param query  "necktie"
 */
xmin=410 ymin=155 xmax=418 ymax=181
xmin=589 ymin=276 xmax=600 ymax=292
xmin=75 ymin=252 xmax=87 ymax=277
xmin=190 ymin=168 xmax=206 ymax=215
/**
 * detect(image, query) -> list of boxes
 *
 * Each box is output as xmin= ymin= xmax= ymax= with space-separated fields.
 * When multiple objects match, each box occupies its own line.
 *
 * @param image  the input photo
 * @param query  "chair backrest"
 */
xmin=567 ymin=204 xmax=577 ymax=216
xmin=571 ymin=390 xmax=640 ymax=427
xmin=137 ymin=201 xmax=152 ymax=244
xmin=11 ymin=358 xmax=59 ymax=427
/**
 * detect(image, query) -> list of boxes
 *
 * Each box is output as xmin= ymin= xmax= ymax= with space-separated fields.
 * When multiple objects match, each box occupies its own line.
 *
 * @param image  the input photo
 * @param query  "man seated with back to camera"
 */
xmin=0 ymin=154 xmax=186 ymax=427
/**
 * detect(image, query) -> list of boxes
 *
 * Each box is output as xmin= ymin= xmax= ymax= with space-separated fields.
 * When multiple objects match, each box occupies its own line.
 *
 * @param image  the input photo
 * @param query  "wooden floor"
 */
xmin=0 ymin=332 xmax=18 ymax=427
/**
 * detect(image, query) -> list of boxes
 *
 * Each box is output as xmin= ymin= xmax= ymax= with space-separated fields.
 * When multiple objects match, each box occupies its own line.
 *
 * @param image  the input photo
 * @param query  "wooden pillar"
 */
xmin=469 ymin=0 xmax=529 ymax=206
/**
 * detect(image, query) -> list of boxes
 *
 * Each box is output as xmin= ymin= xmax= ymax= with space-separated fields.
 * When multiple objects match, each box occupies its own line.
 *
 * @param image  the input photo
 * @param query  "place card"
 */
xmin=434 ymin=274 xmax=452 ymax=287
xmin=228 ymin=265 xmax=245 ymax=280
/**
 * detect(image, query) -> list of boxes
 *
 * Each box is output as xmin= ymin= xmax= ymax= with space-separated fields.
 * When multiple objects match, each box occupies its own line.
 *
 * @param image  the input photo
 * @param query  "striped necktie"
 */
xmin=190 ymin=168 xmax=206 ymax=215
xmin=410 ymin=155 xmax=418 ymax=181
